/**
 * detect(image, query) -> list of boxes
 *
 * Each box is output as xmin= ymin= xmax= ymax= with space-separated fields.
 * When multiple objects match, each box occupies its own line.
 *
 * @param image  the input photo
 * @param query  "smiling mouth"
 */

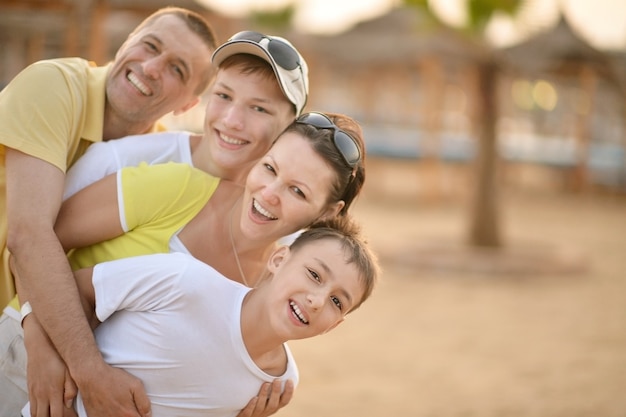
xmin=252 ymin=199 xmax=277 ymax=221
xmin=219 ymin=132 xmax=248 ymax=146
xmin=290 ymin=301 xmax=308 ymax=325
xmin=127 ymin=72 xmax=152 ymax=96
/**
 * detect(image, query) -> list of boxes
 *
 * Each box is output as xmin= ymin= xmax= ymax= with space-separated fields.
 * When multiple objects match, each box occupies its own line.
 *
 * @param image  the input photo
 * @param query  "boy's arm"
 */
xmin=73 ymin=266 xmax=99 ymax=330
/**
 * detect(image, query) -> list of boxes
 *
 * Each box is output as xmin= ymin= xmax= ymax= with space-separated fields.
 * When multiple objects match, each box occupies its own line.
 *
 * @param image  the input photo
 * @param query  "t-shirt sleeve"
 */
xmin=116 ymin=162 xmax=219 ymax=232
xmin=63 ymin=132 xmax=193 ymax=201
xmin=92 ymin=253 xmax=191 ymax=321
xmin=63 ymin=140 xmax=117 ymax=200
xmin=0 ymin=61 xmax=84 ymax=172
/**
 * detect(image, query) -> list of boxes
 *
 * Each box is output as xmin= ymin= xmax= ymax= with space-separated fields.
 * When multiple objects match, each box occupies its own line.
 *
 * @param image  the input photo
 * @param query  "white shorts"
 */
xmin=0 ymin=312 xmax=28 ymax=416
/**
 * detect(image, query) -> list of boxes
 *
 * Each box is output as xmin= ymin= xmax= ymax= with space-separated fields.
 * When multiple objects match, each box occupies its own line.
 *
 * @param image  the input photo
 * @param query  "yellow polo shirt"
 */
xmin=0 ymin=58 xmax=109 ymax=308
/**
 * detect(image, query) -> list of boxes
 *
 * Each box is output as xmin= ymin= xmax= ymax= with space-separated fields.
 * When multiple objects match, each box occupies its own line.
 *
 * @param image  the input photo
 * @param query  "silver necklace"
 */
xmin=228 ymin=199 xmax=249 ymax=287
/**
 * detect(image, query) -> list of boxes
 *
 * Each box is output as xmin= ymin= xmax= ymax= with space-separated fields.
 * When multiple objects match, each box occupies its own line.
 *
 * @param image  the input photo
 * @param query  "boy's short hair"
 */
xmin=212 ymin=31 xmax=309 ymax=116
xmin=290 ymin=216 xmax=379 ymax=313
xmin=217 ymin=54 xmax=278 ymax=87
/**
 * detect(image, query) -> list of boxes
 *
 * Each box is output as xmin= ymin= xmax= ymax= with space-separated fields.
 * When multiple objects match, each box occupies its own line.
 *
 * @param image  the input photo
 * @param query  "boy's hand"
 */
xmin=237 ymin=379 xmax=294 ymax=417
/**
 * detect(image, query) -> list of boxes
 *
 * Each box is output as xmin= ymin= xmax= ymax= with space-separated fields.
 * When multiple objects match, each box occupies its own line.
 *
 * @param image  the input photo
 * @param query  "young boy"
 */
xmin=24 ymin=217 xmax=378 ymax=417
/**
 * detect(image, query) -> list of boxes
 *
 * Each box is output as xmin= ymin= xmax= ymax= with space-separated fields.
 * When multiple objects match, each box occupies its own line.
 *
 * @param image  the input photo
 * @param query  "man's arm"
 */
xmin=6 ymin=148 xmax=150 ymax=417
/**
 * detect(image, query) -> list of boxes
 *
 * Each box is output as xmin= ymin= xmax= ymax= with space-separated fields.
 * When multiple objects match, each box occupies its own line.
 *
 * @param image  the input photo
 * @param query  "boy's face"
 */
xmin=264 ymin=239 xmax=364 ymax=340
xmin=202 ymin=64 xmax=295 ymax=181
xmin=106 ymin=14 xmax=213 ymax=125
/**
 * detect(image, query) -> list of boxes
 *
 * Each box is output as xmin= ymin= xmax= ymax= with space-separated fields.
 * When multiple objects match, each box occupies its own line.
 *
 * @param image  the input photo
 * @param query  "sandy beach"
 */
xmin=277 ymin=172 xmax=626 ymax=417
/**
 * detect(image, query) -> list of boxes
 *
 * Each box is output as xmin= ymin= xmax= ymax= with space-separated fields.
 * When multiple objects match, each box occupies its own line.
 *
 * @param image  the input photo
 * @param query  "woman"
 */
xmin=56 ymin=112 xmax=366 ymax=287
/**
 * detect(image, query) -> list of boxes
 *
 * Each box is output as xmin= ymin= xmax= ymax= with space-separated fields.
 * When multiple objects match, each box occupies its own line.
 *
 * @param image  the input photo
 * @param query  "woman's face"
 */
xmin=240 ymin=132 xmax=342 ymax=242
xmin=202 ymin=64 xmax=294 ymax=181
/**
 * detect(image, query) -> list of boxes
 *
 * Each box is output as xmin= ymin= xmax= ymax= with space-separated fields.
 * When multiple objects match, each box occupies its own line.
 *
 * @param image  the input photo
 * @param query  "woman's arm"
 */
xmin=55 ymin=173 xmax=124 ymax=251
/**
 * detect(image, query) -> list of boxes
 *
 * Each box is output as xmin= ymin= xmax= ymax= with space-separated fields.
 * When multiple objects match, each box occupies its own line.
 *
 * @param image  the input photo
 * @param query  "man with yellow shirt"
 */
xmin=0 ymin=6 xmax=217 ymax=417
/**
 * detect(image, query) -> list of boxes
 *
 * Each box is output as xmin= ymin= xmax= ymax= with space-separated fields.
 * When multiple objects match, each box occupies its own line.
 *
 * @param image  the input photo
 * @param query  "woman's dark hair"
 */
xmin=280 ymin=112 xmax=366 ymax=216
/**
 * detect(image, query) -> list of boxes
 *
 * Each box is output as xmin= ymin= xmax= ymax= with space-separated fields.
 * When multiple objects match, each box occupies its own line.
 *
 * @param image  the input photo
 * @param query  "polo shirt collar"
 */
xmin=82 ymin=63 xmax=111 ymax=143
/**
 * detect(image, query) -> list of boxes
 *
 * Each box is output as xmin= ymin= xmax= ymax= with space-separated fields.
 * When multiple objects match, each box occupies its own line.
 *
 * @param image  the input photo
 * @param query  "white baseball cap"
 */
xmin=212 ymin=31 xmax=309 ymax=116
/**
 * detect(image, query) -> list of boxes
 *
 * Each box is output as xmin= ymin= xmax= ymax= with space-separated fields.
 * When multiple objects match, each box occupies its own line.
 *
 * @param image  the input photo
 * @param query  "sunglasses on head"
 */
xmin=296 ymin=112 xmax=361 ymax=169
xmin=229 ymin=31 xmax=301 ymax=71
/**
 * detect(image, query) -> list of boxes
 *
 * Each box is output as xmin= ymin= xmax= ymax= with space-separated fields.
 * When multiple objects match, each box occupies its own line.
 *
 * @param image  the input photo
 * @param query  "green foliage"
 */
xmin=249 ymin=4 xmax=295 ymax=30
xmin=401 ymin=0 xmax=448 ymax=28
xmin=403 ymin=0 xmax=523 ymax=33
xmin=467 ymin=0 xmax=522 ymax=31
xmin=403 ymin=0 xmax=429 ymax=8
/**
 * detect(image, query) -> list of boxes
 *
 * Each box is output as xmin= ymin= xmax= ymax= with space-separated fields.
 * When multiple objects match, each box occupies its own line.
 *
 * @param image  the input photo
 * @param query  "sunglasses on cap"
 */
xmin=296 ymin=112 xmax=361 ymax=169
xmin=229 ymin=31 xmax=302 ymax=71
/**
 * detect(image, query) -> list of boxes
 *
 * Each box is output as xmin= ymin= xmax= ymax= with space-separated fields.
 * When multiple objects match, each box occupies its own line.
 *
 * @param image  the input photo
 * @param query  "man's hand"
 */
xmin=237 ymin=379 xmax=294 ymax=417
xmin=26 ymin=367 xmax=78 ymax=417
xmin=23 ymin=315 xmax=78 ymax=417
xmin=22 ymin=313 xmax=150 ymax=417
xmin=77 ymin=362 xmax=151 ymax=417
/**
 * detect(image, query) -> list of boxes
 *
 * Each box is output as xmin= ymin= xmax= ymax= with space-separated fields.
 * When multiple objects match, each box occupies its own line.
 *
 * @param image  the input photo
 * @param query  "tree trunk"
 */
xmin=468 ymin=58 xmax=502 ymax=247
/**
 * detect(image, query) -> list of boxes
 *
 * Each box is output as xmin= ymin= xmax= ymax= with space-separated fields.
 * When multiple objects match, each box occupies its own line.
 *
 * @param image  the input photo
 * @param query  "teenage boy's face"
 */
xmin=265 ymin=239 xmax=364 ymax=340
xmin=203 ymin=64 xmax=294 ymax=182
xmin=106 ymin=14 xmax=213 ymax=125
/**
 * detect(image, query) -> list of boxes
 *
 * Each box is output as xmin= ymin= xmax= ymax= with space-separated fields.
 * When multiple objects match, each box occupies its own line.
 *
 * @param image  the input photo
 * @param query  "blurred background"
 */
xmin=1 ymin=0 xmax=625 ymax=416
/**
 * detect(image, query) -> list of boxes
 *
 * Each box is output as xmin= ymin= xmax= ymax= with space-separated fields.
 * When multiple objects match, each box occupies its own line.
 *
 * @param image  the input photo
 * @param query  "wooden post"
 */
xmin=88 ymin=0 xmax=109 ymax=64
xmin=572 ymin=66 xmax=596 ymax=192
